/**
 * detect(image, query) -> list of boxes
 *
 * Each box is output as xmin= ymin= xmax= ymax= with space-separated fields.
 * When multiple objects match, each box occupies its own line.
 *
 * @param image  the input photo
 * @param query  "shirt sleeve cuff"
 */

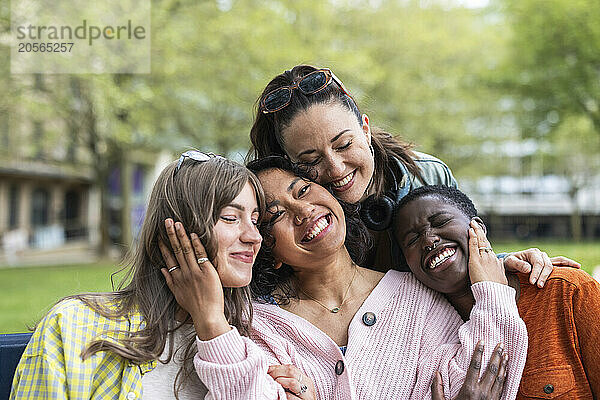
xmin=471 ymin=281 xmax=517 ymax=313
xmin=195 ymin=326 xmax=247 ymax=364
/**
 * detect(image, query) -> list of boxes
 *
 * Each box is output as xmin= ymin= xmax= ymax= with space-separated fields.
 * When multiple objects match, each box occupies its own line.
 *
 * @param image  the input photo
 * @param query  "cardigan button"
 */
xmin=335 ymin=360 xmax=345 ymax=375
xmin=126 ymin=392 xmax=137 ymax=400
xmin=543 ymin=384 xmax=554 ymax=394
xmin=362 ymin=312 xmax=376 ymax=326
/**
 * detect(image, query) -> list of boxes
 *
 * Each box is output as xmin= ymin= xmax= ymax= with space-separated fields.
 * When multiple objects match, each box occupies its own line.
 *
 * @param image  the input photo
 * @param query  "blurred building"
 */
xmin=0 ymin=155 xmax=95 ymax=266
xmin=0 ymin=152 xmax=171 ymax=267
xmin=0 ymin=74 xmax=171 ymax=267
xmin=465 ymin=175 xmax=600 ymax=240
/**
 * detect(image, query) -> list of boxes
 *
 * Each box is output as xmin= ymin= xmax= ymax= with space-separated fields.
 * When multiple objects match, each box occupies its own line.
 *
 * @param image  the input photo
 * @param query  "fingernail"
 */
xmin=165 ymin=219 xmax=172 ymax=228
xmin=497 ymin=342 xmax=504 ymax=351
xmin=175 ymin=222 xmax=181 ymax=230
xmin=191 ymin=233 xmax=197 ymax=240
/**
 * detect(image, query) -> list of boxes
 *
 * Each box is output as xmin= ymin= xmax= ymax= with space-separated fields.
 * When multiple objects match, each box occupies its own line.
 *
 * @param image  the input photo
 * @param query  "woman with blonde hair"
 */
xmin=11 ymin=152 xmax=265 ymax=399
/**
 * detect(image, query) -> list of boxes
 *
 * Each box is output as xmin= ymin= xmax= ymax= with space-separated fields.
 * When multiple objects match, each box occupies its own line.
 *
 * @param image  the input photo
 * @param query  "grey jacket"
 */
xmin=391 ymin=151 xmax=458 ymax=202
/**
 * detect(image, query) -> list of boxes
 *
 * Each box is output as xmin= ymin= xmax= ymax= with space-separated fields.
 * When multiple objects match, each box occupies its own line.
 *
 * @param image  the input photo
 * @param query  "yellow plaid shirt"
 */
xmin=10 ymin=298 xmax=156 ymax=400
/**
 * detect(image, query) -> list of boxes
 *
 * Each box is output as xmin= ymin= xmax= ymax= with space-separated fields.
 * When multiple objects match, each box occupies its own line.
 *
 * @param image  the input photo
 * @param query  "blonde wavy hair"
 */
xmin=67 ymin=156 xmax=264 ymax=398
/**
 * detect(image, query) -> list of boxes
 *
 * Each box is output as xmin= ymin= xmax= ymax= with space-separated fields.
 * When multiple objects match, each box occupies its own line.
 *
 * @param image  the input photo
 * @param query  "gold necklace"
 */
xmin=300 ymin=266 xmax=358 ymax=313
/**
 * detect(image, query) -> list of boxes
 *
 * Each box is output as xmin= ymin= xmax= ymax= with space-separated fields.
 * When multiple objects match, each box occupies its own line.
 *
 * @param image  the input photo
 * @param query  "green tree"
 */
xmin=495 ymin=0 xmax=600 ymax=238
xmin=335 ymin=1 xmax=514 ymax=179
xmin=499 ymin=0 xmax=600 ymax=135
xmin=546 ymin=116 xmax=600 ymax=239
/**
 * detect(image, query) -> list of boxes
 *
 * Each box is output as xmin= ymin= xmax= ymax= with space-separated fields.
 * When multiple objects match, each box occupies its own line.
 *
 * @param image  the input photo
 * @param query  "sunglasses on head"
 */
xmin=260 ymin=68 xmax=354 ymax=114
xmin=174 ymin=150 xmax=224 ymax=176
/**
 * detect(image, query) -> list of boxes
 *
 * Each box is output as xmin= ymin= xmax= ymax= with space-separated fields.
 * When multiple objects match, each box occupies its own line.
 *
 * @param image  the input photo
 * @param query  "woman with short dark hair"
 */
xmin=393 ymin=185 xmax=600 ymax=400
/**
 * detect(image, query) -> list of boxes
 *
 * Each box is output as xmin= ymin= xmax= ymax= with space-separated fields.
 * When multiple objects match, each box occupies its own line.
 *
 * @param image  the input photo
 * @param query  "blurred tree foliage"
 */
xmin=2 ymin=0 xmax=512 ymax=165
xmin=1 ymin=0 xmax=598 ymax=248
xmin=493 ymin=0 xmax=600 ymax=238
xmin=499 ymin=0 xmax=600 ymax=135
xmin=3 ymin=0 xmax=597 ymax=166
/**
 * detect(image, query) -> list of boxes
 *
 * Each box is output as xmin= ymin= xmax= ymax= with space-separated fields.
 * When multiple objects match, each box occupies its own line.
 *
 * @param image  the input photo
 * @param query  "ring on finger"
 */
xmin=197 ymin=257 xmax=209 ymax=264
xmin=478 ymin=246 xmax=493 ymax=252
xmin=298 ymin=383 xmax=308 ymax=396
xmin=168 ymin=266 xmax=180 ymax=273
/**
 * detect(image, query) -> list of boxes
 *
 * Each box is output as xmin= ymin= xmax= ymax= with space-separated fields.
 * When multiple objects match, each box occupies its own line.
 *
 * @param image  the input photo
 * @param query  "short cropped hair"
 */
xmin=395 ymin=185 xmax=478 ymax=220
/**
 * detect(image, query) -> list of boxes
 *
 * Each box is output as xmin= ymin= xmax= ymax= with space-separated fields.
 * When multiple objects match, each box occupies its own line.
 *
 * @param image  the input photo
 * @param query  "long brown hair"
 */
xmin=68 ymin=156 xmax=264 ymax=397
xmin=248 ymin=64 xmax=422 ymax=197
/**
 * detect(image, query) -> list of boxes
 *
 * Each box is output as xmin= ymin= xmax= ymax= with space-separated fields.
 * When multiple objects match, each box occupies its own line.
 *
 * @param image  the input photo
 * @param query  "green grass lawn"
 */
xmin=0 ymin=262 xmax=122 ymax=333
xmin=493 ymin=240 xmax=600 ymax=274
xmin=1 ymin=240 xmax=599 ymax=334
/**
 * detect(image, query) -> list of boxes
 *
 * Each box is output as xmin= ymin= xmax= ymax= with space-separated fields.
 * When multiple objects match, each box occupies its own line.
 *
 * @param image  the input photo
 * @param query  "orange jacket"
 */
xmin=516 ymin=267 xmax=600 ymax=399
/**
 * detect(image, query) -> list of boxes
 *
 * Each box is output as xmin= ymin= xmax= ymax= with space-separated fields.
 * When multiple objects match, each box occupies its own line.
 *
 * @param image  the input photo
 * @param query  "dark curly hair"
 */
xmin=246 ymin=156 xmax=372 ymax=304
xmin=395 ymin=185 xmax=478 ymax=221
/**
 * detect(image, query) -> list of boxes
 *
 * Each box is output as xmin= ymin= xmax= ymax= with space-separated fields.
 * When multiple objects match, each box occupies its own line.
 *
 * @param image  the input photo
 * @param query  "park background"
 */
xmin=1 ymin=0 xmax=599 ymax=332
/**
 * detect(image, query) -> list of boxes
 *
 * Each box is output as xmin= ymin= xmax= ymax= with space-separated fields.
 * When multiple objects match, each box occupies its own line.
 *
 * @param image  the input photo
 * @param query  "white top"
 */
xmin=142 ymin=324 xmax=208 ymax=399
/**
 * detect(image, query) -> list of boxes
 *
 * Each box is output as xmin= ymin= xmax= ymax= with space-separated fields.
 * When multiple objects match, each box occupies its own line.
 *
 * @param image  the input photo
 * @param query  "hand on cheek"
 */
xmin=159 ymin=219 xmax=230 ymax=341
xmin=467 ymin=220 xmax=507 ymax=286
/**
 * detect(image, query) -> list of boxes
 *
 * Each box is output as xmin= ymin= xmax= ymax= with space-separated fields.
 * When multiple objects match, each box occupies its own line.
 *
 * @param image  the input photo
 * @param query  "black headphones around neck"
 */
xmin=360 ymin=159 xmax=413 ymax=271
xmin=360 ymin=192 xmax=396 ymax=232
xmin=360 ymin=161 xmax=411 ymax=231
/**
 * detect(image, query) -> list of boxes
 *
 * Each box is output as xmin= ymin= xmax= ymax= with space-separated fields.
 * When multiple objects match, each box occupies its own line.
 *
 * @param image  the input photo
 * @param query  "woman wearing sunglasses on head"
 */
xmin=162 ymin=155 xmax=528 ymax=400
xmin=248 ymin=65 xmax=579 ymax=279
xmin=10 ymin=152 xmax=268 ymax=400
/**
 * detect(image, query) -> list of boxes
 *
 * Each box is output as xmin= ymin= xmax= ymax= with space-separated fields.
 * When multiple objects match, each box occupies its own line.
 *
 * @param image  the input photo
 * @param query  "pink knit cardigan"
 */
xmin=194 ymin=271 xmax=528 ymax=399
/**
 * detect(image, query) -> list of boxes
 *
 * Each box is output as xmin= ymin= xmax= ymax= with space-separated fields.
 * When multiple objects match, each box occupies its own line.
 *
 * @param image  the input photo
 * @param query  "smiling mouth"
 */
xmin=427 ymin=247 xmax=457 ymax=269
xmin=301 ymin=214 xmax=332 ymax=243
xmin=331 ymin=171 xmax=355 ymax=192
xmin=230 ymin=251 xmax=255 ymax=263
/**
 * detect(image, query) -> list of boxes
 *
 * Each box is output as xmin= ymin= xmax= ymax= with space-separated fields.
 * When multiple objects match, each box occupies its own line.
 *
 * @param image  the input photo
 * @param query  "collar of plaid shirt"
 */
xmin=11 ymin=298 xmax=157 ymax=400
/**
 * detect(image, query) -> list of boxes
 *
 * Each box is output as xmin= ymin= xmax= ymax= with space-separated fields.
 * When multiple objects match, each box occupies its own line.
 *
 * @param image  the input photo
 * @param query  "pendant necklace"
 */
xmin=300 ymin=265 xmax=357 ymax=313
